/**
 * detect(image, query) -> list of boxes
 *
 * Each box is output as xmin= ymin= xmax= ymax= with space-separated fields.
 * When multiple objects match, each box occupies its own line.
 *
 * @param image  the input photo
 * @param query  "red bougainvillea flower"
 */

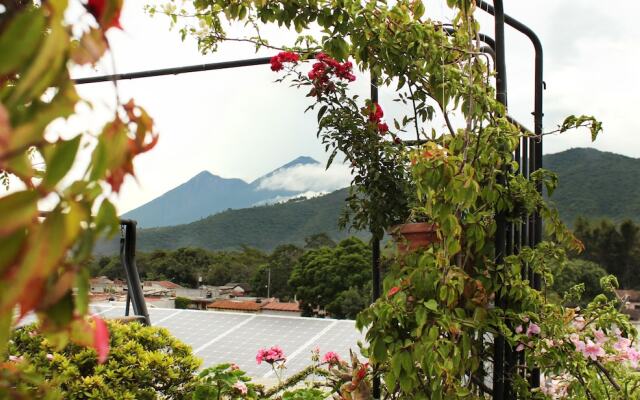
xmin=92 ymin=316 xmax=110 ymax=364
xmin=369 ymin=103 xmax=384 ymax=123
xmin=87 ymin=0 xmax=123 ymax=30
xmin=378 ymin=122 xmax=389 ymax=134
xmin=387 ymin=286 xmax=401 ymax=298
xmin=256 ymin=345 xmax=286 ymax=365
xmin=305 ymin=53 xmax=356 ymax=96
xmin=270 ymin=51 xmax=300 ymax=71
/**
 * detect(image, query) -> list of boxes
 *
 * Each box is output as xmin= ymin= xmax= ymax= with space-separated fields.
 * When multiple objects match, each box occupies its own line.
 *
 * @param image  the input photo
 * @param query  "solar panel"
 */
xmin=17 ymin=304 xmax=366 ymax=378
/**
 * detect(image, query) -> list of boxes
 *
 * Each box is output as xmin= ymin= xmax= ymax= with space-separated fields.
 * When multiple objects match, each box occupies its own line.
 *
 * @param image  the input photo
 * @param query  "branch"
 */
xmin=593 ymin=360 xmax=621 ymax=393
xmin=471 ymin=375 xmax=493 ymax=396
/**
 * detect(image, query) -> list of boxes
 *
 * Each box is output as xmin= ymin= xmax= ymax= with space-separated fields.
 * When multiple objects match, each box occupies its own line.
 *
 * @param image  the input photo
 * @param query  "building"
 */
xmin=206 ymin=298 xmax=301 ymax=316
xmin=615 ymin=289 xmax=640 ymax=321
xmin=207 ymin=299 xmax=264 ymax=313
xmin=261 ymin=301 xmax=301 ymax=317
xmin=90 ymin=276 xmax=115 ymax=293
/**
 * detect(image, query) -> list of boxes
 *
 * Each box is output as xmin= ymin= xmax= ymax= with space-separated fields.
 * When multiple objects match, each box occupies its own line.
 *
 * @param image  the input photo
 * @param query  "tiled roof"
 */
xmin=207 ymin=300 xmax=262 ymax=311
xmin=146 ymin=281 xmax=183 ymax=289
xmin=261 ymin=302 xmax=300 ymax=312
xmin=616 ymin=289 xmax=640 ymax=303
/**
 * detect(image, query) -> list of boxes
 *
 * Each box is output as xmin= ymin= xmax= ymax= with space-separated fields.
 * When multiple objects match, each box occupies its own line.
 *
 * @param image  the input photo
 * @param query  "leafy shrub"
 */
xmin=175 ymin=296 xmax=192 ymax=309
xmin=192 ymin=363 xmax=260 ymax=400
xmin=6 ymin=321 xmax=200 ymax=399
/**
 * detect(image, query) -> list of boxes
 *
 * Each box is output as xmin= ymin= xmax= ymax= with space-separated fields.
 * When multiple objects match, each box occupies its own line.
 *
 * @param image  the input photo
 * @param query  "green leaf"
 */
xmin=0 ymin=190 xmax=39 ymax=235
xmin=41 ymin=136 xmax=81 ymax=190
xmin=424 ymin=299 xmax=438 ymax=311
xmin=0 ymin=229 xmax=26 ymax=275
xmin=0 ymin=7 xmax=46 ymax=76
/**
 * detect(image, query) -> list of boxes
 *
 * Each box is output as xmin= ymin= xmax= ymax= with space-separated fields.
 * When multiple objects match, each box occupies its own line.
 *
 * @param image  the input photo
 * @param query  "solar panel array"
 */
xmin=83 ymin=304 xmax=365 ymax=378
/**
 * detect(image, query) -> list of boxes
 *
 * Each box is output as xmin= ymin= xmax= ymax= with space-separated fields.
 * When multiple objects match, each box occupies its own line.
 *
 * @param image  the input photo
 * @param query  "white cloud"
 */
xmin=252 ymin=190 xmax=328 ymax=206
xmin=257 ymin=163 xmax=351 ymax=192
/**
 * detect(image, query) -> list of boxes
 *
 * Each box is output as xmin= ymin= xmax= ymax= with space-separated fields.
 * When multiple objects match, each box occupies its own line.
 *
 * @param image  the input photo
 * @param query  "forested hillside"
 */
xmin=94 ymin=148 xmax=639 ymax=254
xmin=544 ymin=148 xmax=640 ymax=225
xmin=96 ymin=188 xmax=362 ymax=254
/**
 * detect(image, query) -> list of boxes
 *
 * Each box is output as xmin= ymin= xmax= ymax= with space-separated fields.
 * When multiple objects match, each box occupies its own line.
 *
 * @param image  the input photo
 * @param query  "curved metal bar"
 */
xmin=119 ymin=219 xmax=151 ymax=326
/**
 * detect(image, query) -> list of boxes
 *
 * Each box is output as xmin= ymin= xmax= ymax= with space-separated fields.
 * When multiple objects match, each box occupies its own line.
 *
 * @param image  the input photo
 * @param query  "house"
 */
xmin=207 ymin=299 xmax=264 ymax=313
xmin=615 ymin=289 xmax=640 ymax=320
xmin=90 ymin=276 xmax=115 ymax=293
xmin=143 ymin=281 xmax=183 ymax=296
xmin=261 ymin=301 xmax=301 ymax=317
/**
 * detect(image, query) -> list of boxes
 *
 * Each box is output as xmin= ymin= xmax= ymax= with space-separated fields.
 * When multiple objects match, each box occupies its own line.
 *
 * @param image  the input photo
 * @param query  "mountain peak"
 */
xmin=250 ymin=156 xmax=319 ymax=185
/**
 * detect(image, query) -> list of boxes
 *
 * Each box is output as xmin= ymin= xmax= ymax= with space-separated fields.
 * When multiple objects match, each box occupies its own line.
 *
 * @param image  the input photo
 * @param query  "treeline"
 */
xmin=89 ymin=233 xmax=371 ymax=319
xmin=552 ymin=218 xmax=640 ymax=304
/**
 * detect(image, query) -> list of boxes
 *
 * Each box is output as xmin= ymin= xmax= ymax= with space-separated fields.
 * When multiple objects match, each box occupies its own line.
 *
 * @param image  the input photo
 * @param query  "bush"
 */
xmin=175 ymin=296 xmax=192 ymax=309
xmin=6 ymin=321 xmax=201 ymax=399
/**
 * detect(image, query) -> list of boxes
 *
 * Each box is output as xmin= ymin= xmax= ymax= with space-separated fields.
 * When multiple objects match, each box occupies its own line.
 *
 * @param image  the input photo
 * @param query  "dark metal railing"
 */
xmin=119 ymin=220 xmax=151 ymax=326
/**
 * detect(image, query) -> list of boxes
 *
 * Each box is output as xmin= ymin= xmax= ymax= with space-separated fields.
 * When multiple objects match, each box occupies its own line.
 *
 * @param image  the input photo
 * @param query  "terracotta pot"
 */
xmin=391 ymin=222 xmax=438 ymax=253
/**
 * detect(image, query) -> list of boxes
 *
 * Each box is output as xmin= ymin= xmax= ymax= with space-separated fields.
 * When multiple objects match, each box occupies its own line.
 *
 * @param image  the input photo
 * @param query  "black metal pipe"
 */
xmin=478 ymin=2 xmax=545 ymax=389
xmin=370 ymin=75 xmax=382 ymax=400
xmin=489 ymin=0 xmax=508 ymax=397
xmin=74 ymin=57 xmax=273 ymax=85
xmin=119 ymin=219 xmax=150 ymax=325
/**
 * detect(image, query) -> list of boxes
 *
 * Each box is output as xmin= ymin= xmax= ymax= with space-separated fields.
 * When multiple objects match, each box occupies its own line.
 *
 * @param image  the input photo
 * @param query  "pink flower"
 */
xmin=593 ymin=329 xmax=607 ymax=344
xmin=8 ymin=355 xmax=23 ymax=362
xmin=572 ymin=316 xmax=585 ymax=330
xmin=256 ymin=346 xmax=285 ymax=365
xmin=46 ymin=353 xmax=54 ymax=361
xmin=515 ymin=343 xmax=525 ymax=352
xmin=614 ymin=336 xmax=631 ymax=352
xmin=233 ymin=381 xmax=248 ymax=395
xmin=515 ymin=325 xmax=523 ymax=334
xmin=570 ymin=333 xmax=585 ymax=352
xmin=323 ymin=351 xmax=341 ymax=365
xmin=92 ymin=316 xmax=110 ymax=364
xmin=230 ymin=363 xmax=240 ymax=371
xmin=526 ymin=323 xmax=541 ymax=336
xmin=582 ymin=340 xmax=605 ymax=361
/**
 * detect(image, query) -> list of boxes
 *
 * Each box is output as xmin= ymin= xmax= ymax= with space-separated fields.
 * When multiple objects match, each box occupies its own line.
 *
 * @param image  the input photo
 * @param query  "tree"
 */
xmin=552 ymin=259 xmax=608 ymax=306
xmin=573 ymin=217 xmax=640 ymax=289
xmin=289 ymin=237 xmax=371 ymax=318
xmin=252 ymin=244 xmax=304 ymax=300
xmin=304 ymin=233 xmax=336 ymax=249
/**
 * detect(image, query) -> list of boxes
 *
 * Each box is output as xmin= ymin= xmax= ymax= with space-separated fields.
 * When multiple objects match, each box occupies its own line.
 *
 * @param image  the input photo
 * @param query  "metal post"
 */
xmin=370 ymin=75 xmax=382 ymax=400
xmin=120 ymin=220 xmax=151 ymax=325
xmin=490 ymin=0 xmax=508 ymax=398
xmin=478 ymin=1 xmax=545 ymax=390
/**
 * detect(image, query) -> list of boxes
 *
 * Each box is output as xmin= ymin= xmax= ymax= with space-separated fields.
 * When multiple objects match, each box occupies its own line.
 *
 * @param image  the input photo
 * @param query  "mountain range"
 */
xmin=122 ymin=156 xmax=320 ymax=228
xmin=95 ymin=148 xmax=639 ymax=254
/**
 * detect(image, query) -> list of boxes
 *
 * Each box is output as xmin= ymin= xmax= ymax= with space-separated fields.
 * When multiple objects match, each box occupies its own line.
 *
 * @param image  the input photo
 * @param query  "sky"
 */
xmin=62 ymin=0 xmax=640 ymax=214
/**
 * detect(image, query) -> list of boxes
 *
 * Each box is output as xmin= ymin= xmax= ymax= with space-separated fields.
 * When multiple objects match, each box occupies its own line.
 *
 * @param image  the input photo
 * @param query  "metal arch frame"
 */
xmin=74 ymin=2 xmax=545 ymax=396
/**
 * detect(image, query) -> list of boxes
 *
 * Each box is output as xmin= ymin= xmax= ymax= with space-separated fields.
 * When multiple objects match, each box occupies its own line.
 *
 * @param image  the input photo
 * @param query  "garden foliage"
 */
xmin=4 ymin=321 xmax=200 ymax=399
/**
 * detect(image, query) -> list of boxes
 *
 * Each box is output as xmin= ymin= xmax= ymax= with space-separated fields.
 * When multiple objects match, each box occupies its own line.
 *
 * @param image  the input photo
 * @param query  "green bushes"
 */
xmin=6 ymin=321 xmax=201 ymax=399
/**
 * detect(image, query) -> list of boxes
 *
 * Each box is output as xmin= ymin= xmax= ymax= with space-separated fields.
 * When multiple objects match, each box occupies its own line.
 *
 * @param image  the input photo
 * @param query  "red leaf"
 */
xmin=92 ymin=316 xmax=110 ymax=363
xmin=387 ymin=286 xmax=401 ymax=298
xmin=87 ymin=0 xmax=122 ymax=31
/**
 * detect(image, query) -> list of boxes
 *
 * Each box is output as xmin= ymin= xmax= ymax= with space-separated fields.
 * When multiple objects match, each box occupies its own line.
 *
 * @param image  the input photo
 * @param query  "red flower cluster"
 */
xmin=256 ymin=345 xmax=286 ymax=365
xmin=270 ymin=51 xmax=300 ymax=71
xmin=368 ymin=103 xmax=389 ymax=134
xmin=307 ymin=53 xmax=356 ymax=96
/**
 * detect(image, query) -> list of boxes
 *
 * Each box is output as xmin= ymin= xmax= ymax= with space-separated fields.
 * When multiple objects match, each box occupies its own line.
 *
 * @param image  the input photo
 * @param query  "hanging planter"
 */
xmin=390 ymin=222 xmax=438 ymax=253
